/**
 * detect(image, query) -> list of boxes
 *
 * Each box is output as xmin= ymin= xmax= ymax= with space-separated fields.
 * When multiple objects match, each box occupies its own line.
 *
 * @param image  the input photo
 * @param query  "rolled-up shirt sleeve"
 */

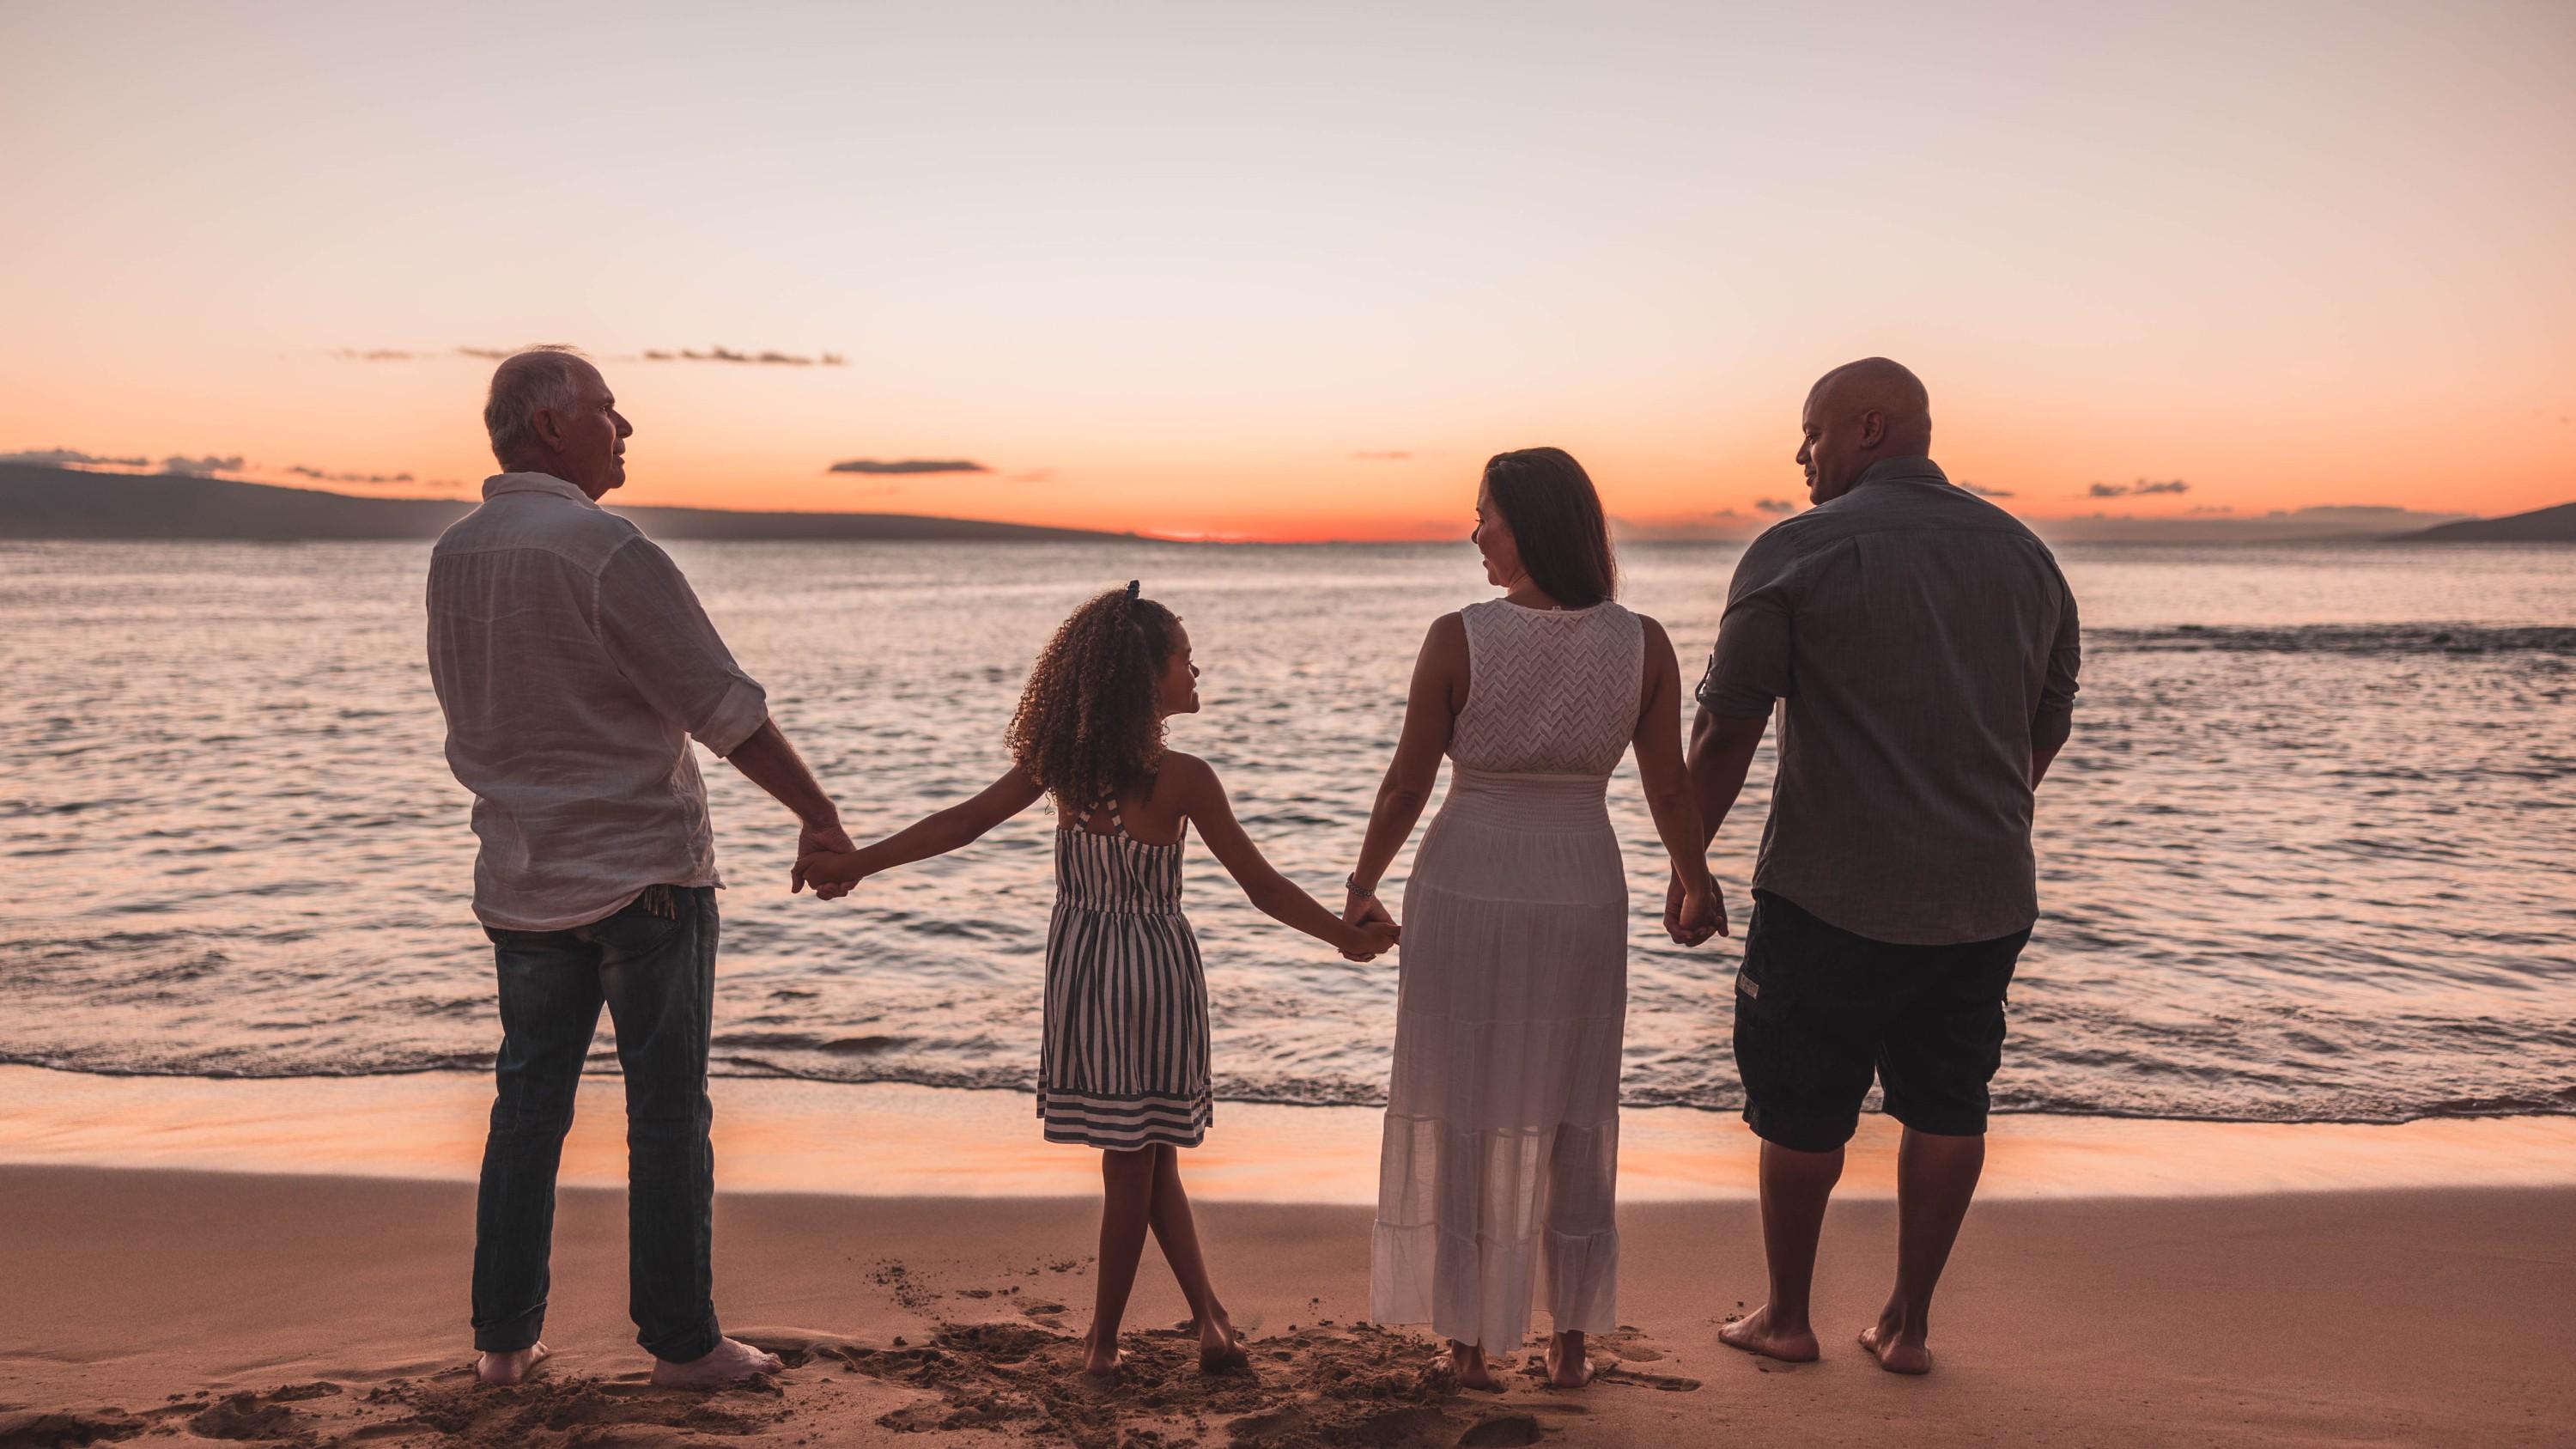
xmin=592 ymin=536 xmax=769 ymax=757
xmin=2032 ymin=570 xmax=2081 ymax=754
xmin=1695 ymin=527 xmax=1801 ymax=717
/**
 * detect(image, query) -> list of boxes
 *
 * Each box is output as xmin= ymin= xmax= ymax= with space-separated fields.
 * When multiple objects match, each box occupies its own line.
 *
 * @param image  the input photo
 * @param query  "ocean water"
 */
xmin=3 ymin=537 xmax=2570 ymax=1124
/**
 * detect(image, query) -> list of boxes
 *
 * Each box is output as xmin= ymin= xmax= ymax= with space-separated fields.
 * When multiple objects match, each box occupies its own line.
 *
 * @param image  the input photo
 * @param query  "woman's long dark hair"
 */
xmin=1483 ymin=447 xmax=1617 ymax=607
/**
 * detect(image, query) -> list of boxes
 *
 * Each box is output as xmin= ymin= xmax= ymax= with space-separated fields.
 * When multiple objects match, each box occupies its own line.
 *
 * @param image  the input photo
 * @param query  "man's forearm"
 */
xmin=1686 ymin=707 xmax=1768 ymax=847
xmin=725 ymin=718 xmax=839 ymax=826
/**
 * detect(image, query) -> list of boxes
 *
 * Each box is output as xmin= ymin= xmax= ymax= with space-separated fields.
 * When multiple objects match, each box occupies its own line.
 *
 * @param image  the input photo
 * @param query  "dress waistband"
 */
xmin=1438 ymin=766 xmax=1613 ymax=831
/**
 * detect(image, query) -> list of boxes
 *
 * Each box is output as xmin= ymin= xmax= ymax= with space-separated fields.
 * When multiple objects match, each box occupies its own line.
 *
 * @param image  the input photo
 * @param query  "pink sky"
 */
xmin=3 ymin=2 xmax=2569 ymax=539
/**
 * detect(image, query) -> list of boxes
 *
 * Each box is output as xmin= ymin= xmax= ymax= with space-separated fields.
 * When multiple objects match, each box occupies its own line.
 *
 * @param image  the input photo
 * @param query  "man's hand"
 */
xmin=1665 ymin=873 xmax=1727 ymax=946
xmin=794 ymin=819 xmax=858 ymax=899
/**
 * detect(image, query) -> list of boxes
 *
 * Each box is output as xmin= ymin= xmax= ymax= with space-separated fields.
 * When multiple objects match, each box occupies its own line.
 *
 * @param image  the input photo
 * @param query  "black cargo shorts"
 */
xmin=1731 ymin=889 xmax=2030 ymax=1153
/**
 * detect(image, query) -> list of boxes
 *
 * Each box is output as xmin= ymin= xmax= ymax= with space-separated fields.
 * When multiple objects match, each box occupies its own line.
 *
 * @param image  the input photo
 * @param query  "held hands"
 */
xmin=1340 ymin=888 xmax=1400 ymax=962
xmin=792 ymin=819 xmax=860 ymax=900
xmin=1664 ymin=872 xmax=1727 ymax=947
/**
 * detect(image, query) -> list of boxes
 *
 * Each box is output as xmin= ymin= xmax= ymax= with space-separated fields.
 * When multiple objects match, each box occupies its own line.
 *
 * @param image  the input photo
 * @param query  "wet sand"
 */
xmin=3 ymin=1161 xmax=2573 ymax=1445
xmin=8 ymin=1065 xmax=2576 ymax=1202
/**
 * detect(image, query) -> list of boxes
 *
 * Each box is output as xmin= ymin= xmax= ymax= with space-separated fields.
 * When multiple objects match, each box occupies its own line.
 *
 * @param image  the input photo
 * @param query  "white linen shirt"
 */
xmin=427 ymin=472 xmax=769 ymax=931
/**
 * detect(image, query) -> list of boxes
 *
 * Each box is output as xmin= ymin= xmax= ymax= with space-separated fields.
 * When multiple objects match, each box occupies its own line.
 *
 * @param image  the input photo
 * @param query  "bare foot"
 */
xmin=474 ymin=1342 xmax=549 ymax=1386
xmin=1858 ymin=1321 xmax=1933 ymax=1375
xmin=1717 ymin=1306 xmax=1820 ymax=1363
xmin=649 ymin=1336 xmax=783 ymax=1389
xmin=1082 ymin=1324 xmax=1121 ymax=1378
xmin=1545 ymin=1330 xmax=1594 ymax=1389
xmin=1197 ymin=1311 xmax=1250 ymax=1373
xmin=1449 ymin=1340 xmax=1500 ymax=1391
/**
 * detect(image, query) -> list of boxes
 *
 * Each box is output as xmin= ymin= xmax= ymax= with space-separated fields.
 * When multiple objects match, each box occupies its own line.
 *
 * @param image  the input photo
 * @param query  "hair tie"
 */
xmin=1125 ymin=579 xmax=1140 ymax=603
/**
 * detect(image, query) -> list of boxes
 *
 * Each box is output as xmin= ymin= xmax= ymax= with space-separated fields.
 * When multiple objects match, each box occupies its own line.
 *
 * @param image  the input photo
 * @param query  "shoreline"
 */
xmin=5 ymin=1062 xmax=2573 ymax=1204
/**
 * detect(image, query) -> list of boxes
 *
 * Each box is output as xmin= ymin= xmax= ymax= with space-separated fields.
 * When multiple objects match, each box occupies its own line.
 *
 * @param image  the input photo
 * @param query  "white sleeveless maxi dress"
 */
xmin=1370 ymin=598 xmax=1645 ymax=1351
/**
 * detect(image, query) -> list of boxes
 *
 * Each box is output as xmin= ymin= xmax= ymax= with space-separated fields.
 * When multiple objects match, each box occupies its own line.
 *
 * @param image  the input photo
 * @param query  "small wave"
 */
xmin=2093 ymin=624 xmax=2576 ymax=655
xmin=5 ymin=1054 xmax=2573 ymax=1126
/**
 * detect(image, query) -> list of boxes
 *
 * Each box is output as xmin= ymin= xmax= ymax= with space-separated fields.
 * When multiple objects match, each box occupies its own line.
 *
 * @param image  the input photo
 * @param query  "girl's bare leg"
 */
xmin=1144 ymin=1145 xmax=1244 ymax=1368
xmin=1085 ymin=1147 xmax=1157 ymax=1376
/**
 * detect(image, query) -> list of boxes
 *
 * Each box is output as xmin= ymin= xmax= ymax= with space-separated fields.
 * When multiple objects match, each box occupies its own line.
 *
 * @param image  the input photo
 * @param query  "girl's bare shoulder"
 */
xmin=1157 ymin=751 xmax=1215 ymax=792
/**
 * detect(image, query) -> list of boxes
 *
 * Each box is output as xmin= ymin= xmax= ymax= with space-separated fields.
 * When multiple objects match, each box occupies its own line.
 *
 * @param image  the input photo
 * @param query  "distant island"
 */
xmin=0 ymin=465 xmax=1136 ymax=544
xmin=2400 ymin=501 xmax=2576 ymax=542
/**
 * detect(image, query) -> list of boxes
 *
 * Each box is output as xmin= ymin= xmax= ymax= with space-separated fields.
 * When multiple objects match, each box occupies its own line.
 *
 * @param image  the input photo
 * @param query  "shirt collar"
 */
xmin=1850 ymin=457 xmax=1948 ymax=491
xmin=481 ymin=472 xmax=601 ymax=508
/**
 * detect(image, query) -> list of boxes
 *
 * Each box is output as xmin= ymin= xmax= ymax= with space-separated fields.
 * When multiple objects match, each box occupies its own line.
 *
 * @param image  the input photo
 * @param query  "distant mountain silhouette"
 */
xmin=2402 ymin=501 xmax=2576 ymax=542
xmin=0 ymin=465 xmax=1134 ymax=543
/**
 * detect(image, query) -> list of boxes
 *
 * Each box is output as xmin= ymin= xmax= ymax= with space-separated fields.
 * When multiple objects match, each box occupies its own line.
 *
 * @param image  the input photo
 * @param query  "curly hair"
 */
xmin=1005 ymin=584 xmax=1182 ymax=813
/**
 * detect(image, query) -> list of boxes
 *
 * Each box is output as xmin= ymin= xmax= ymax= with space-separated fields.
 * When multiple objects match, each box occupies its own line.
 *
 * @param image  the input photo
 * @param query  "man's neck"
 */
xmin=502 ymin=462 xmax=608 ymax=501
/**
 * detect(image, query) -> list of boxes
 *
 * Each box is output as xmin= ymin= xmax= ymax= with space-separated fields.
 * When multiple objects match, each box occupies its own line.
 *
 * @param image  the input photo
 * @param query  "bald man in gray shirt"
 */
xmin=1674 ymin=358 xmax=2080 ymax=1376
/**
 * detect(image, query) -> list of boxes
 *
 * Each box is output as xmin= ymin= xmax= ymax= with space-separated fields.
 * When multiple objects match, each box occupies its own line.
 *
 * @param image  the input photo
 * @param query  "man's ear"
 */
xmin=529 ymin=406 xmax=563 ymax=451
xmin=1858 ymin=408 xmax=1886 ymax=447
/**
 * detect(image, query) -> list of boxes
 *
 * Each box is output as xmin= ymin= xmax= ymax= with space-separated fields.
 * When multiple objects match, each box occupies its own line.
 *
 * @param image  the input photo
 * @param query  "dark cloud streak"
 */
xmin=0 ymin=447 xmax=150 ymax=468
xmin=161 ymin=454 xmax=246 ymax=477
xmin=828 ymin=459 xmax=990 ymax=475
xmin=333 ymin=345 xmax=850 ymax=367
xmin=641 ymin=347 xmax=847 ymax=367
xmin=288 ymin=465 xmax=415 ymax=486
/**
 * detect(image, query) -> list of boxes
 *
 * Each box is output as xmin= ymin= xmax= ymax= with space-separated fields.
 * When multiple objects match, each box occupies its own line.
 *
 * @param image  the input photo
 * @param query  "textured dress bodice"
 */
xmin=1449 ymin=600 xmax=1646 ymax=777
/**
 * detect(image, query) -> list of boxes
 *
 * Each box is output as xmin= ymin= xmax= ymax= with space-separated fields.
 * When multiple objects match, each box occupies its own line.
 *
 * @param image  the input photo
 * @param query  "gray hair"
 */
xmin=483 ymin=345 xmax=592 ymax=465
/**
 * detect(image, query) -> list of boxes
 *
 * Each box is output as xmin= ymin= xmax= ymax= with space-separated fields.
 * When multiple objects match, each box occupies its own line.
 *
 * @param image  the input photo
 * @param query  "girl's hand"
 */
xmin=1343 ymin=886 xmax=1392 ymax=929
xmin=793 ymin=849 xmax=869 ymax=893
xmin=1341 ymin=916 xmax=1400 ymax=962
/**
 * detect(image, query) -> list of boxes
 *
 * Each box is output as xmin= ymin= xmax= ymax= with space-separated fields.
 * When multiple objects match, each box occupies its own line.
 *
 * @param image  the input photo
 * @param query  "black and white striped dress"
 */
xmin=1036 ymin=799 xmax=1212 ymax=1149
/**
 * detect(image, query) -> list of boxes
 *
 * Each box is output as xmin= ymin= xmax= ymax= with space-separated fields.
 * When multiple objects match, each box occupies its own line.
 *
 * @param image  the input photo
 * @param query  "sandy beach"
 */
xmin=3 ymin=1071 xmax=2572 ymax=1447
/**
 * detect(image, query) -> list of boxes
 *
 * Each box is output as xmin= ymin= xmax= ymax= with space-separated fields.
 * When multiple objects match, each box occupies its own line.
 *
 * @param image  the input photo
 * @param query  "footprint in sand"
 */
xmin=1459 ymin=1412 xmax=1546 ymax=1447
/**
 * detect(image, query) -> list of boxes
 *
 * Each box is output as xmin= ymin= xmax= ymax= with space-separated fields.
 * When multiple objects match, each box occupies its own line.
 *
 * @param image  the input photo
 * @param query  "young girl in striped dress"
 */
xmin=796 ymin=583 xmax=1399 ymax=1378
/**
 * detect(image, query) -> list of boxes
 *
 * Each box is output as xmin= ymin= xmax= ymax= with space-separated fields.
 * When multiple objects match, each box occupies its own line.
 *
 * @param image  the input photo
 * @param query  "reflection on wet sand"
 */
xmin=5 ymin=1066 xmax=2571 ymax=1204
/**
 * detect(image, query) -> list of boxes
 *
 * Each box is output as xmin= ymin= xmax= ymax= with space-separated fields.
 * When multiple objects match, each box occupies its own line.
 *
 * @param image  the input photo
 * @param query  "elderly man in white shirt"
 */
xmin=427 ymin=346 xmax=852 ymax=1389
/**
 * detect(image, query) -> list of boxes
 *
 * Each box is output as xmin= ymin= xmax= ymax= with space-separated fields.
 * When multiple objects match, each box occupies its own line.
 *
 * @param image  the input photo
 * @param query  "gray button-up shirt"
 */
xmin=427 ymin=472 xmax=769 ymax=931
xmin=1697 ymin=458 xmax=2079 ymax=945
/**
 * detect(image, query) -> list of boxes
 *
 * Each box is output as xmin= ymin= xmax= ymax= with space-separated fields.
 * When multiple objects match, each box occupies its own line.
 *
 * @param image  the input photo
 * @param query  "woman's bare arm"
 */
xmin=1633 ymin=617 xmax=1723 ymax=943
xmin=1172 ymin=755 xmax=1394 ymax=959
xmin=794 ymin=764 xmax=1046 ymax=892
xmin=1345 ymin=614 xmax=1467 ymax=919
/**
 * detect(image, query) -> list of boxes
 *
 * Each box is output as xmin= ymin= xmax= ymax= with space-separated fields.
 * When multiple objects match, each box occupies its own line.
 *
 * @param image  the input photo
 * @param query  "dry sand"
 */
xmin=3 ymin=1164 xmax=2570 ymax=1448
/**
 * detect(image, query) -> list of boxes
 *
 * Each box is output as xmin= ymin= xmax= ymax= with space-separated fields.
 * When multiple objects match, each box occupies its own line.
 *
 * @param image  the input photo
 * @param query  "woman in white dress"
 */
xmin=1346 ymin=447 xmax=1722 ymax=1389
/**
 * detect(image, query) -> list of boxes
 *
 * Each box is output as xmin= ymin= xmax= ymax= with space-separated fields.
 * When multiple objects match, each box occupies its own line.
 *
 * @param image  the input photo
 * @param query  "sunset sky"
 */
xmin=3 ymin=1 xmax=2571 ymax=540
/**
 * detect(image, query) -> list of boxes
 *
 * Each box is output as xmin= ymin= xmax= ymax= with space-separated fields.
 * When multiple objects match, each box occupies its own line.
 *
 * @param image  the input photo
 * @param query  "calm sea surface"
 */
xmin=3 ymin=538 xmax=2571 ymax=1123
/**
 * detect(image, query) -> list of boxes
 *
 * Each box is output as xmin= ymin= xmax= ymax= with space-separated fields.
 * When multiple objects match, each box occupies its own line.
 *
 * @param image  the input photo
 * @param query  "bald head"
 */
xmin=1797 ymin=357 xmax=1933 ymax=503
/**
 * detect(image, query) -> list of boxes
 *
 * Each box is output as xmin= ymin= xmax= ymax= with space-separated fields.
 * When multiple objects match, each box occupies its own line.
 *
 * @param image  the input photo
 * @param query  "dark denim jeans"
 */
xmin=471 ymin=884 xmax=721 ymax=1362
